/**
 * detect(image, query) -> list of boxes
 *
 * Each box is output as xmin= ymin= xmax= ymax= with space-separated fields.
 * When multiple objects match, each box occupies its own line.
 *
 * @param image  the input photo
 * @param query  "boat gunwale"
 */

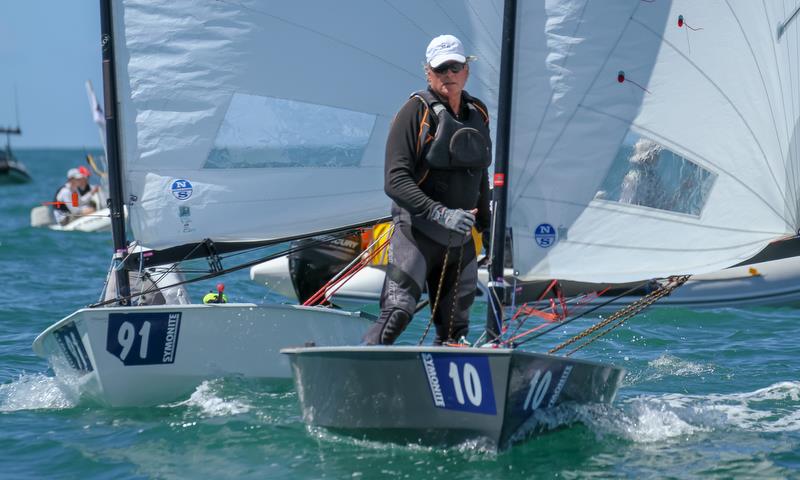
xmin=281 ymin=345 xmax=626 ymax=371
xmin=33 ymin=302 xmax=371 ymax=356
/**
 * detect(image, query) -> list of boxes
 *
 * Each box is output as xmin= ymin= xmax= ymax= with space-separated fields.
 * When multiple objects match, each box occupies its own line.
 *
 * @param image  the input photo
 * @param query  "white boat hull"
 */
xmin=252 ymin=250 xmax=800 ymax=311
xmin=47 ymin=207 xmax=112 ymax=232
xmin=250 ymin=257 xmax=496 ymax=309
xmin=33 ymin=303 xmax=374 ymax=407
xmin=30 ymin=193 xmax=121 ymax=233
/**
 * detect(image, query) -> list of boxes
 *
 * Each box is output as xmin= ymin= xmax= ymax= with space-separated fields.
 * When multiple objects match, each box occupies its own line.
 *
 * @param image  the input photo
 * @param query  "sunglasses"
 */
xmin=431 ymin=62 xmax=466 ymax=74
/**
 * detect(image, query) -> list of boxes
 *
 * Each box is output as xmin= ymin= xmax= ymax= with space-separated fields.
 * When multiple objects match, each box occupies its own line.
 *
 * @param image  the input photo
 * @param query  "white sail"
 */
xmin=110 ymin=0 xmax=502 ymax=249
xmin=510 ymin=1 xmax=800 ymax=283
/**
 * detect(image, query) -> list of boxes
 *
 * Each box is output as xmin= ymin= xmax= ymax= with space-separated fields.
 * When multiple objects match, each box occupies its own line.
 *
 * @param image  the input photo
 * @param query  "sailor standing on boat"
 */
xmin=363 ymin=34 xmax=492 ymax=345
xmin=53 ymin=168 xmax=98 ymax=226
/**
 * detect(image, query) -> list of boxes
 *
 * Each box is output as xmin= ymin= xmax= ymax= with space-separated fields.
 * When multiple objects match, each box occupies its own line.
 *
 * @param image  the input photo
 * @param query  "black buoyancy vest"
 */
xmin=411 ymin=90 xmax=491 ymax=212
xmin=413 ymin=89 xmax=491 ymax=170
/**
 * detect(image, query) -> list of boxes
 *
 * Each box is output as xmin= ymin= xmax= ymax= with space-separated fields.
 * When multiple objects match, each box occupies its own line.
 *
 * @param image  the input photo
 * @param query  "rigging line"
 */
xmin=508 ymin=0 xmax=595 ymax=211
xmin=217 ymin=227 xmax=359 ymax=262
xmin=88 ymin=235 xmax=345 ymax=309
xmin=218 ymin=0 xmax=423 ymax=83
xmin=513 ymin=280 xmax=652 ymax=347
xmin=303 ymin=226 xmax=393 ymax=306
xmin=561 ymin=275 xmax=689 ymax=356
xmin=634 ymin=20 xmax=787 ymax=214
xmin=504 ymin=280 xmax=561 ymax=342
xmin=578 ymin=104 xmax=795 ymax=228
xmin=144 ymin=238 xmax=216 ymax=293
xmin=511 ymin=3 xmax=643 ymax=212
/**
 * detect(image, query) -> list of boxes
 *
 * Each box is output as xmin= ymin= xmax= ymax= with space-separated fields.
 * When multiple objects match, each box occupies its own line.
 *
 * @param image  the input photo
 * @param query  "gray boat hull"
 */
xmin=283 ymin=346 xmax=624 ymax=449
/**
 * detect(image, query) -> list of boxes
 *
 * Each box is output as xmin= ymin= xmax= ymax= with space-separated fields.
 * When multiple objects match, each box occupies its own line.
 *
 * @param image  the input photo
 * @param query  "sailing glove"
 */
xmin=428 ymin=205 xmax=475 ymax=235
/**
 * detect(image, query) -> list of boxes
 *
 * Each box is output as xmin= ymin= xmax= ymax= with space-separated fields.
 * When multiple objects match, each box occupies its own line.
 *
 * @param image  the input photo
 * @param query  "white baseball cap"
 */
xmin=67 ymin=168 xmax=86 ymax=180
xmin=425 ymin=34 xmax=476 ymax=68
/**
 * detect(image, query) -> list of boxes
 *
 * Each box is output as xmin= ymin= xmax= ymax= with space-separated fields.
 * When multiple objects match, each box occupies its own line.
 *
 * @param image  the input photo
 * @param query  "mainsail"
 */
xmin=109 ymin=0 xmax=503 ymax=250
xmin=507 ymin=1 xmax=800 ymax=283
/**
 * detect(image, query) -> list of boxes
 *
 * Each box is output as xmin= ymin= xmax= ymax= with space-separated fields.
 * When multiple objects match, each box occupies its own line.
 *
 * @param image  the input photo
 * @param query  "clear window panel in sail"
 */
xmin=205 ymin=93 xmax=376 ymax=169
xmin=595 ymin=134 xmax=716 ymax=216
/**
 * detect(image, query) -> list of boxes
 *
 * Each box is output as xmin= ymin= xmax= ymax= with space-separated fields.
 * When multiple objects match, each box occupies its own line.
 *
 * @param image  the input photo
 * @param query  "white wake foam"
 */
xmin=583 ymin=381 xmax=800 ymax=442
xmin=169 ymin=379 xmax=250 ymax=417
xmin=0 ymin=372 xmax=77 ymax=411
xmin=648 ymin=354 xmax=715 ymax=377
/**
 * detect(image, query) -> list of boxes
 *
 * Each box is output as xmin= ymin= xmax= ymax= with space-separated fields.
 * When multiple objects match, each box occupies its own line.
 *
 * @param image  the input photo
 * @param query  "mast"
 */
xmin=99 ymin=0 xmax=131 ymax=305
xmin=485 ymin=0 xmax=517 ymax=342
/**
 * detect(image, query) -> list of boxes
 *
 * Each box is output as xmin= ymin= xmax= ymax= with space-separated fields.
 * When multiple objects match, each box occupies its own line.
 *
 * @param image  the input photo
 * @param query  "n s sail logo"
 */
xmin=534 ymin=223 xmax=556 ymax=248
xmin=171 ymin=179 xmax=193 ymax=200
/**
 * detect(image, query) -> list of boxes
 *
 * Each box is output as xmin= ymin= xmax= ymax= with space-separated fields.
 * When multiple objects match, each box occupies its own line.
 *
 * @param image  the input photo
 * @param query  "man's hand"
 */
xmin=428 ymin=205 xmax=475 ymax=235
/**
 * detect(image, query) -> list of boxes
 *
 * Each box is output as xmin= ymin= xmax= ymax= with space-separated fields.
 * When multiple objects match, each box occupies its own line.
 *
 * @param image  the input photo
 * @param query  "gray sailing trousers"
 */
xmin=363 ymin=224 xmax=477 ymax=345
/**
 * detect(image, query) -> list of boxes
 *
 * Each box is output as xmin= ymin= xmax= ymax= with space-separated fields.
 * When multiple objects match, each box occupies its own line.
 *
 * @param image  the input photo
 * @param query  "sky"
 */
xmin=0 ymin=1 xmax=103 ymax=148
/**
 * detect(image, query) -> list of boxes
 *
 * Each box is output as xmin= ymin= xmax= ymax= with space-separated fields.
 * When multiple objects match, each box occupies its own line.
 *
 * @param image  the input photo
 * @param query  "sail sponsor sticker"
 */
xmin=534 ymin=223 xmax=556 ymax=248
xmin=170 ymin=179 xmax=193 ymax=200
xmin=106 ymin=312 xmax=182 ymax=366
xmin=420 ymin=353 xmax=497 ymax=415
xmin=53 ymin=322 xmax=94 ymax=373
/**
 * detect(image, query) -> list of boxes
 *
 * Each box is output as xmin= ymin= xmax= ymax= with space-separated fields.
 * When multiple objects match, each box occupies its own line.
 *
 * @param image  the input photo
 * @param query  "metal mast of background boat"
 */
xmin=99 ymin=0 xmax=131 ymax=305
xmin=485 ymin=0 xmax=517 ymax=342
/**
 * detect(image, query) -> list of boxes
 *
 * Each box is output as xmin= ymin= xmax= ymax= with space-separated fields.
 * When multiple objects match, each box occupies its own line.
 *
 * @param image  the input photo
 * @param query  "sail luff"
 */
xmin=100 ymin=0 xmax=131 ymax=304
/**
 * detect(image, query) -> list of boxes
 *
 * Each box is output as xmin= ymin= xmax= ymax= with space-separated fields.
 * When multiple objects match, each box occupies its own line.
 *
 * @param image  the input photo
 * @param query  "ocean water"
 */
xmin=1 ymin=149 xmax=799 ymax=479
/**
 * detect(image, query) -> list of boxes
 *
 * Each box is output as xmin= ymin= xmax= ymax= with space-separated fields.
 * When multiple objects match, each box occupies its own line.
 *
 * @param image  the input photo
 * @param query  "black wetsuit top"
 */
xmin=384 ymin=87 xmax=491 ymax=245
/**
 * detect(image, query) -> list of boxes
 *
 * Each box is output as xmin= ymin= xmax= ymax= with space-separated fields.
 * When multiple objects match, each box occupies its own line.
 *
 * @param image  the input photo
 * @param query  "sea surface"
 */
xmin=1 ymin=149 xmax=799 ymax=479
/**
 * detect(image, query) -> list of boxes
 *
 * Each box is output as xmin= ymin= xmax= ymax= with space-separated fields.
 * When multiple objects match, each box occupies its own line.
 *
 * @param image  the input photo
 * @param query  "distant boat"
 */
xmin=0 ymin=126 xmax=31 ymax=184
xmin=30 ymin=81 xmax=113 ymax=231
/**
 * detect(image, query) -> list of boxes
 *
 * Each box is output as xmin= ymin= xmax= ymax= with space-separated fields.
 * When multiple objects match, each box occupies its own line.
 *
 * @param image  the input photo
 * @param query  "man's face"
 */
xmin=427 ymin=62 xmax=468 ymax=100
